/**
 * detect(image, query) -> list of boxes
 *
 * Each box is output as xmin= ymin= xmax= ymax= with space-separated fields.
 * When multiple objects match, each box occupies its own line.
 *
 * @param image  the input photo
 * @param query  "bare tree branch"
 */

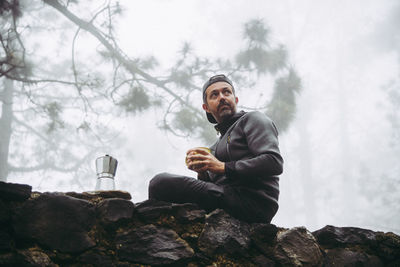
xmin=13 ymin=116 xmax=57 ymax=147
xmin=43 ymin=0 xmax=203 ymax=119
xmin=3 ymin=74 xmax=81 ymax=85
xmin=8 ymin=150 xmax=95 ymax=173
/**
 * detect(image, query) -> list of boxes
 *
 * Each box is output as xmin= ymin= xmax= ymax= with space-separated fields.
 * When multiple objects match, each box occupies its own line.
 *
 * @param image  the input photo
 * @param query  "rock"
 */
xmin=0 ymin=181 xmax=32 ymax=201
xmin=323 ymin=248 xmax=383 ymax=267
xmin=274 ymin=227 xmax=323 ymax=266
xmin=135 ymin=199 xmax=173 ymax=220
xmin=116 ymin=224 xmax=194 ymax=265
xmin=250 ymin=223 xmax=278 ymax=257
xmin=97 ymin=198 xmax=135 ymax=224
xmin=0 ymin=199 xmax=10 ymax=224
xmin=78 ymin=248 xmax=114 ymax=266
xmin=0 ymin=252 xmax=17 ymax=266
xmin=13 ymin=193 xmax=96 ymax=253
xmin=252 ymin=254 xmax=276 ymax=267
xmin=198 ymin=209 xmax=251 ymax=257
xmin=172 ymin=203 xmax=206 ymax=223
xmin=375 ymin=231 xmax=400 ymax=263
xmin=0 ymin=230 xmax=12 ymax=251
xmin=313 ymin=225 xmax=400 ymax=266
xmin=16 ymin=248 xmax=57 ymax=267
xmin=136 ymin=201 xmax=206 ymax=223
xmin=313 ymin=225 xmax=377 ymax=247
xmin=66 ymin=190 xmax=132 ymax=202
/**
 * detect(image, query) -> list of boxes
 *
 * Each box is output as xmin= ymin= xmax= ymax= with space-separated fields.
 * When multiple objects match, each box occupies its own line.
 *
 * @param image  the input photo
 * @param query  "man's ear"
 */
xmin=235 ymin=97 xmax=239 ymax=104
xmin=202 ymin=103 xmax=209 ymax=112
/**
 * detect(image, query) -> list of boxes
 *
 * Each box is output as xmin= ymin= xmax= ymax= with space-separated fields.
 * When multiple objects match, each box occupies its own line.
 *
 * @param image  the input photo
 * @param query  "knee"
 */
xmin=149 ymin=172 xmax=169 ymax=188
xmin=148 ymin=172 xmax=170 ymax=199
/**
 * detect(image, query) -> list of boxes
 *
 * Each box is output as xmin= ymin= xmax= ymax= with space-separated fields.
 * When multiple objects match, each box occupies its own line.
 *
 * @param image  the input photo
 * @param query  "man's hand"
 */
xmin=185 ymin=147 xmax=225 ymax=174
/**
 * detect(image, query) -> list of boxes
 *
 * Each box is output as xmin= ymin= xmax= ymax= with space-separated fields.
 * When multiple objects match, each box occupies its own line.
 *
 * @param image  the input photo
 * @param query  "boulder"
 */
xmin=274 ymin=227 xmax=323 ymax=266
xmin=0 ymin=181 xmax=32 ymax=201
xmin=323 ymin=248 xmax=383 ymax=267
xmin=0 ymin=230 xmax=12 ymax=251
xmin=250 ymin=223 xmax=278 ymax=257
xmin=116 ymin=224 xmax=194 ymax=265
xmin=135 ymin=199 xmax=173 ymax=220
xmin=0 ymin=252 xmax=17 ymax=266
xmin=172 ymin=203 xmax=206 ymax=223
xmin=78 ymin=247 xmax=114 ymax=266
xmin=313 ymin=225 xmax=377 ymax=247
xmin=313 ymin=225 xmax=400 ymax=265
xmin=97 ymin=198 xmax=135 ymax=224
xmin=0 ymin=199 xmax=10 ymax=224
xmin=198 ymin=209 xmax=251 ymax=257
xmin=13 ymin=193 xmax=96 ymax=253
xmin=375 ymin=231 xmax=400 ymax=263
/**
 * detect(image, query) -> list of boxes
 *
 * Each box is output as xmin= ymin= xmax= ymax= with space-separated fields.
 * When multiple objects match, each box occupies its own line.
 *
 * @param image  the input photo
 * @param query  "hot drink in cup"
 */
xmin=185 ymin=147 xmax=211 ymax=167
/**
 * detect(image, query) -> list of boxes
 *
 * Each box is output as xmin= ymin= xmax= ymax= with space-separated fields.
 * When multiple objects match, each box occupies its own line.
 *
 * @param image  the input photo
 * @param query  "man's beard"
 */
xmin=218 ymin=102 xmax=236 ymax=122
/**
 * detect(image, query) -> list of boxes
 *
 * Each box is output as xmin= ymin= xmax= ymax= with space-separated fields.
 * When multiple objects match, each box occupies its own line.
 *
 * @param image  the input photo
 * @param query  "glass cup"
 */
xmin=185 ymin=147 xmax=211 ymax=166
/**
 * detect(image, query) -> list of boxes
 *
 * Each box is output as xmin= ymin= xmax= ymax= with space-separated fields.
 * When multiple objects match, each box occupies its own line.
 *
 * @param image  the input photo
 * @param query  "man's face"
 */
xmin=202 ymin=81 xmax=238 ymax=123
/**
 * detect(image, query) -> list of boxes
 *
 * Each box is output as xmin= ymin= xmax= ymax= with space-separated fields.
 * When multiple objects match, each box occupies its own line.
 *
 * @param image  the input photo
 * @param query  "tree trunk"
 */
xmin=0 ymin=78 xmax=14 ymax=181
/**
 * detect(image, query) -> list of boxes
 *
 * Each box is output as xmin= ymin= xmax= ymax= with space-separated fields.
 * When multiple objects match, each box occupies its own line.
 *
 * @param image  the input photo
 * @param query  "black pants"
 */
xmin=148 ymin=172 xmax=276 ymax=223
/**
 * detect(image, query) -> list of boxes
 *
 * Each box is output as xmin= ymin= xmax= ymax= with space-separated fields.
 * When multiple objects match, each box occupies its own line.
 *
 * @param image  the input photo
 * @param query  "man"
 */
xmin=148 ymin=74 xmax=283 ymax=223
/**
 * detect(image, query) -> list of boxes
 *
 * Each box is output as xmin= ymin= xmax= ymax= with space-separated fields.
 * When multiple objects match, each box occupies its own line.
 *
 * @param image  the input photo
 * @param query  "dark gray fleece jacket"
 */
xmin=206 ymin=110 xmax=283 ymax=210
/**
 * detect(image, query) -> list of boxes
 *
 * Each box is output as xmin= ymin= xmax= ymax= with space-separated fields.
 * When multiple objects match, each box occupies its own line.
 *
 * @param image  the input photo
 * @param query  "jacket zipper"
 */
xmin=221 ymin=113 xmax=248 ymax=162
xmin=226 ymin=134 xmax=232 ymax=161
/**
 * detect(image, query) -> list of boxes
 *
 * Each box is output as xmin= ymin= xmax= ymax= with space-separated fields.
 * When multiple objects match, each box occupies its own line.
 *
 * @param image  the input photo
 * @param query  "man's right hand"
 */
xmin=186 ymin=147 xmax=225 ymax=175
xmin=185 ymin=147 xmax=209 ymax=173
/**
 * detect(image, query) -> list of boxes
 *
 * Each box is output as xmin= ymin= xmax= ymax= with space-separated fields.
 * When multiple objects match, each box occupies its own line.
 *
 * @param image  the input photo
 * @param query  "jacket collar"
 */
xmin=214 ymin=110 xmax=246 ymax=136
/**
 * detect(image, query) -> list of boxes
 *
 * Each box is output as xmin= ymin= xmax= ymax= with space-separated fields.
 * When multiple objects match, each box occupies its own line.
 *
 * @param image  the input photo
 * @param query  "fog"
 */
xmin=2 ymin=0 xmax=399 ymax=234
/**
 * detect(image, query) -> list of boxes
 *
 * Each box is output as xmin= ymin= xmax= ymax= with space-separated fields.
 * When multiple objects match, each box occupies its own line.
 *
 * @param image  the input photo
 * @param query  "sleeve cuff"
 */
xmin=224 ymin=161 xmax=236 ymax=178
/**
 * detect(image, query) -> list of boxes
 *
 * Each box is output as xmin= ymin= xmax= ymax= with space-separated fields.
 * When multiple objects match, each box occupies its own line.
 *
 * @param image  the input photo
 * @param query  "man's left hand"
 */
xmin=186 ymin=148 xmax=225 ymax=174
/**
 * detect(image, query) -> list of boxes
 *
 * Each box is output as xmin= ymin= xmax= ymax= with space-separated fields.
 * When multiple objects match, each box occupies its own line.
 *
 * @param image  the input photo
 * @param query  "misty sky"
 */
xmin=6 ymin=0 xmax=399 ymax=234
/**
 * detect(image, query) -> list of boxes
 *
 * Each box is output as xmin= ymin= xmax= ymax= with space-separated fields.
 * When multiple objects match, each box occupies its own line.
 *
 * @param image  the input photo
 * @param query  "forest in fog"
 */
xmin=1 ymin=0 xmax=399 ymax=234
